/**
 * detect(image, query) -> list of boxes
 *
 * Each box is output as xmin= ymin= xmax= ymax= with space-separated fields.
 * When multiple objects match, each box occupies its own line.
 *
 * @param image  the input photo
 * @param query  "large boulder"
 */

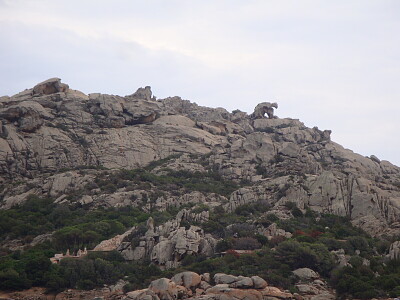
xmin=0 ymin=101 xmax=52 ymax=132
xmin=229 ymin=276 xmax=253 ymax=289
xmin=213 ymin=273 xmax=238 ymax=284
xmin=128 ymin=86 xmax=154 ymax=101
xmin=292 ymin=268 xmax=319 ymax=281
xmin=171 ymin=272 xmax=201 ymax=289
xmin=251 ymin=276 xmax=268 ymax=289
xmin=148 ymin=278 xmax=178 ymax=300
xmin=32 ymin=78 xmax=69 ymax=95
xmin=251 ymin=102 xmax=278 ymax=119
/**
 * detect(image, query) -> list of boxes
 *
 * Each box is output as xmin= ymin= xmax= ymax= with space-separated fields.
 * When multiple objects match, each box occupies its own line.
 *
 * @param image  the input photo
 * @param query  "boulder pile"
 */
xmin=124 ymin=272 xmax=295 ymax=300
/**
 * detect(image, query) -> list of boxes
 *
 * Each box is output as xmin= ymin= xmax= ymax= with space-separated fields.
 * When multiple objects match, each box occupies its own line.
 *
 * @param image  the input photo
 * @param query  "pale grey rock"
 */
xmin=110 ymin=280 xmax=128 ymax=292
xmin=93 ymin=227 xmax=136 ymax=252
xmin=30 ymin=233 xmax=53 ymax=247
xmin=312 ymin=280 xmax=325 ymax=287
xmin=205 ymin=284 xmax=230 ymax=293
xmin=292 ymin=268 xmax=319 ymax=281
xmin=0 ymin=100 xmax=52 ymax=132
xmin=171 ymin=271 xmax=201 ymax=289
xmin=148 ymin=278 xmax=178 ymax=300
xmin=295 ymin=280 xmax=335 ymax=300
xmin=296 ymin=284 xmax=319 ymax=294
xmin=259 ymin=223 xmax=292 ymax=240
xmin=309 ymin=293 xmax=335 ymax=300
xmin=229 ymin=276 xmax=253 ymax=289
xmin=2 ymin=78 xmax=400 ymax=240
xmin=388 ymin=241 xmax=400 ymax=260
xmin=251 ymin=102 xmax=278 ymax=119
xmin=124 ymin=273 xmax=295 ymax=300
xmin=214 ymin=274 xmax=238 ymax=285
xmin=32 ymin=78 xmax=69 ymax=96
xmin=115 ymin=216 xmax=216 ymax=267
xmin=199 ymin=281 xmax=212 ymax=291
xmin=201 ymin=273 xmax=211 ymax=283
xmin=78 ymin=195 xmax=93 ymax=205
xmin=128 ymin=86 xmax=154 ymax=101
xmin=331 ymin=249 xmax=350 ymax=267
xmin=126 ymin=289 xmax=160 ymax=300
xmin=154 ymin=115 xmax=196 ymax=127
xmin=251 ymin=276 xmax=268 ymax=289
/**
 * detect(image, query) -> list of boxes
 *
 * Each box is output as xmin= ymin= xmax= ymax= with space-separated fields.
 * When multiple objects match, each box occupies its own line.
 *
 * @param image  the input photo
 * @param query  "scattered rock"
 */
xmin=292 ymin=268 xmax=319 ymax=281
xmin=214 ymin=273 xmax=238 ymax=284
xmin=148 ymin=278 xmax=178 ymax=300
xmin=171 ymin=272 xmax=201 ymax=289
xmin=251 ymin=276 xmax=268 ymax=289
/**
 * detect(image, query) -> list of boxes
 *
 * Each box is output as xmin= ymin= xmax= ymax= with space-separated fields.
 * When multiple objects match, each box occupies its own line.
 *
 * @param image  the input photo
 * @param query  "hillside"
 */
xmin=1 ymin=78 xmax=400 ymax=299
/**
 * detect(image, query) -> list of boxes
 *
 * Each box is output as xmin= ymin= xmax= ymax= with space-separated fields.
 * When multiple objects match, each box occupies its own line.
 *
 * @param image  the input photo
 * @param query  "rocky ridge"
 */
xmin=2 ymin=78 xmax=400 ymax=300
xmin=1 ymin=78 xmax=400 ymax=238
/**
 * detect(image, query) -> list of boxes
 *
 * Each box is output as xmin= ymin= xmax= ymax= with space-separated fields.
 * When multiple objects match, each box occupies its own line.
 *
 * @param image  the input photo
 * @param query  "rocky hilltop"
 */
xmin=2 ymin=78 xmax=400 ymax=299
xmin=1 ymin=78 xmax=399 ymax=237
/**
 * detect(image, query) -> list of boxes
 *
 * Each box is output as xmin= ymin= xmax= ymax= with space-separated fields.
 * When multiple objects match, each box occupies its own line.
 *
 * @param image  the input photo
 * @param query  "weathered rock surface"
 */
xmin=251 ymin=102 xmax=278 ymax=119
xmin=171 ymin=272 xmax=202 ymax=289
xmin=122 ymin=272 xmax=299 ymax=300
xmin=32 ymin=77 xmax=69 ymax=96
xmin=1 ymin=78 xmax=400 ymax=240
xmin=291 ymin=269 xmax=335 ymax=300
xmin=109 ymin=214 xmax=216 ymax=268
xmin=148 ymin=278 xmax=178 ymax=300
xmin=387 ymin=240 xmax=400 ymax=260
xmin=292 ymin=268 xmax=319 ymax=281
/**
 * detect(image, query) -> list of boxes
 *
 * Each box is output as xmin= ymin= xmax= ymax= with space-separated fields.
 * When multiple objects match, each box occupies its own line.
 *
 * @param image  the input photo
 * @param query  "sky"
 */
xmin=0 ymin=0 xmax=399 ymax=166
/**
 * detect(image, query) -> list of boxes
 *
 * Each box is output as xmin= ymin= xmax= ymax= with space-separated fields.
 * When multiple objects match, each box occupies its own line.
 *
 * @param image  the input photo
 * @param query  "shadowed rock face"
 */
xmin=1 ymin=78 xmax=400 ymax=239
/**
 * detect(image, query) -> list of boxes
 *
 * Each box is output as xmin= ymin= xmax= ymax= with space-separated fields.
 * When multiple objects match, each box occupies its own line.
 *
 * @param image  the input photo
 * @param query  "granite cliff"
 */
xmin=1 ymin=78 xmax=399 ymax=238
xmin=2 ymin=78 xmax=400 ymax=299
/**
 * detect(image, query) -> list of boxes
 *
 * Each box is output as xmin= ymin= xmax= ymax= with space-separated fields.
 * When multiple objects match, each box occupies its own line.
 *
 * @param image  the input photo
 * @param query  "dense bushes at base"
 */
xmin=0 ymin=196 xmax=174 ymax=292
xmin=0 ymin=245 xmax=54 ymax=290
xmin=2 ymin=192 xmax=400 ymax=299
xmin=0 ymin=195 xmax=152 ymax=244
xmin=331 ymin=259 xmax=400 ymax=299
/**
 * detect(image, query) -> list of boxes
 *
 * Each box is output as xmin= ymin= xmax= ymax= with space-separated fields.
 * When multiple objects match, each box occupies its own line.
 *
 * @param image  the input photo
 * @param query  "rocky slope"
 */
xmin=1 ymin=78 xmax=400 ymax=239
xmin=2 ymin=78 xmax=400 ymax=300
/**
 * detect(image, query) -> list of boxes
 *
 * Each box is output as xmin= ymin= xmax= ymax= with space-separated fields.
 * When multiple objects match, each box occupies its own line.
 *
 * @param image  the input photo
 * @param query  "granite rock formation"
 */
xmin=122 ymin=271 xmax=335 ymax=300
xmin=1 ymin=78 xmax=400 ymax=239
xmin=251 ymin=102 xmax=278 ymax=119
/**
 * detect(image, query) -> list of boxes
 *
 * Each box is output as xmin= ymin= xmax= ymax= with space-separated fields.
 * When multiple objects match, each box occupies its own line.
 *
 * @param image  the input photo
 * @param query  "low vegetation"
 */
xmin=1 ymin=180 xmax=400 ymax=298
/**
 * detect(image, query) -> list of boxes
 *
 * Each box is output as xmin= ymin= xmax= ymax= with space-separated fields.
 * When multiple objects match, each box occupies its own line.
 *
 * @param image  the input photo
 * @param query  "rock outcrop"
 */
xmin=292 ymin=268 xmax=335 ymax=300
xmin=251 ymin=102 xmax=278 ymax=119
xmin=97 ymin=214 xmax=217 ymax=268
xmin=32 ymin=77 xmax=69 ymax=96
xmin=123 ymin=271 xmax=335 ymax=300
xmin=1 ymin=78 xmax=400 ymax=239
xmin=124 ymin=272 xmax=296 ymax=300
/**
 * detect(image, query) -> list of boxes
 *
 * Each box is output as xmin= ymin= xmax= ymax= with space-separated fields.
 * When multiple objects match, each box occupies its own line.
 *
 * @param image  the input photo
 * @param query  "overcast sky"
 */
xmin=1 ymin=0 xmax=399 ymax=166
